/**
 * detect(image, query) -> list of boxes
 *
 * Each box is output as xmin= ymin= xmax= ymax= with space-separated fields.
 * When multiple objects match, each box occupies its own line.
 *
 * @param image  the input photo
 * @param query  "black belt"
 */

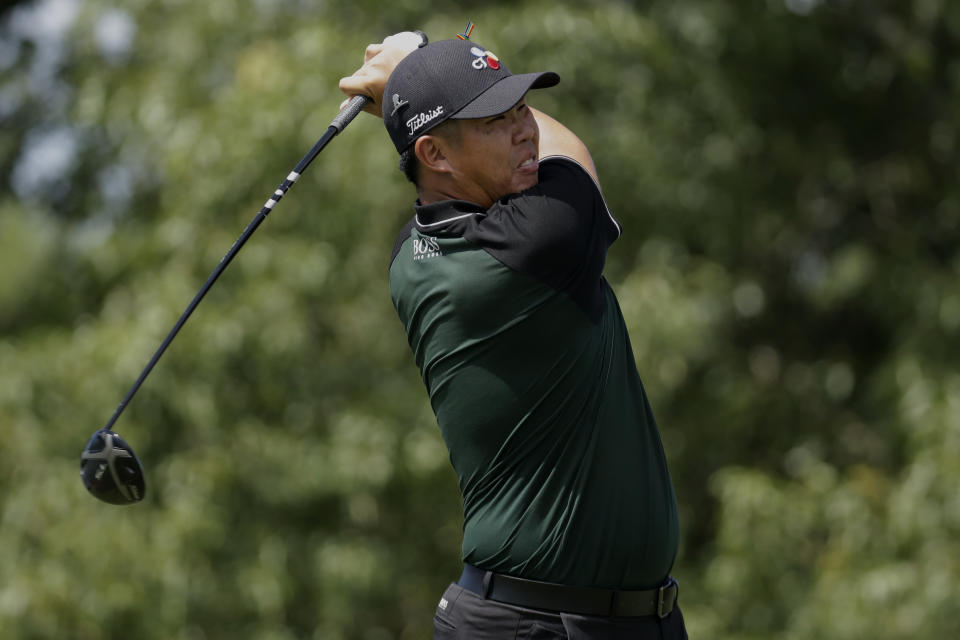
xmin=457 ymin=564 xmax=678 ymax=618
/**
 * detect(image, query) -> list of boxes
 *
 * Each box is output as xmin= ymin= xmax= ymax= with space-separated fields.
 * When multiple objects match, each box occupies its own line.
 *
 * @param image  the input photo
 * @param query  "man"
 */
xmin=339 ymin=30 xmax=687 ymax=640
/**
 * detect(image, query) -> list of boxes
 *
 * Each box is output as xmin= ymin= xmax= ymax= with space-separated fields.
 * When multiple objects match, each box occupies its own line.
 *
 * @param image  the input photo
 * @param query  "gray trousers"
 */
xmin=432 ymin=583 xmax=689 ymax=640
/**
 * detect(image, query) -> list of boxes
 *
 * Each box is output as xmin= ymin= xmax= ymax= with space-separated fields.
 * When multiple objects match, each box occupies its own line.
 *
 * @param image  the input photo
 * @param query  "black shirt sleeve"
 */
xmin=463 ymin=156 xmax=621 ymax=322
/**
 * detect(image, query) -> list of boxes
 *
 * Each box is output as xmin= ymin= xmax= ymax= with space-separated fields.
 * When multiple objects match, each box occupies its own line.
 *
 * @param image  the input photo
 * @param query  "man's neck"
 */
xmin=417 ymin=177 xmax=492 ymax=209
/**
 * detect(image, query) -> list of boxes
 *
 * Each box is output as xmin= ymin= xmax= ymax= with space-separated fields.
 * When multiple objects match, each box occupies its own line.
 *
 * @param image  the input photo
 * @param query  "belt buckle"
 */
xmin=656 ymin=578 xmax=675 ymax=619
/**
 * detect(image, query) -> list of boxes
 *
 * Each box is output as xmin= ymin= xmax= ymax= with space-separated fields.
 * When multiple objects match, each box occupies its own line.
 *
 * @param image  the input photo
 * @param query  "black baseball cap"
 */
xmin=383 ymin=39 xmax=560 ymax=153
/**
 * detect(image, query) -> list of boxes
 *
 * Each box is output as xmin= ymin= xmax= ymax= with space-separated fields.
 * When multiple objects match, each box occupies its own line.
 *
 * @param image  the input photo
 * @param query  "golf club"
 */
xmin=79 ymin=58 xmax=400 ymax=505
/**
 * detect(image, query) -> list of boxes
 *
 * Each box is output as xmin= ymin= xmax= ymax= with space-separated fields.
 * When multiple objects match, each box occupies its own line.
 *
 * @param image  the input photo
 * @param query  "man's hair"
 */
xmin=398 ymin=148 xmax=419 ymax=185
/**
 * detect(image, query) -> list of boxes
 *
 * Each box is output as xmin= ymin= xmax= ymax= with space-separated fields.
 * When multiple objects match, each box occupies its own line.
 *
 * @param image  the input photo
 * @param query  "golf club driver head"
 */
xmin=80 ymin=429 xmax=146 ymax=505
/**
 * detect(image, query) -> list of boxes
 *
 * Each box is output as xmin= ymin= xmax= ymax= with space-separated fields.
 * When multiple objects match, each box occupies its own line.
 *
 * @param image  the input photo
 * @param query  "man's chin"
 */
xmin=516 ymin=176 xmax=539 ymax=193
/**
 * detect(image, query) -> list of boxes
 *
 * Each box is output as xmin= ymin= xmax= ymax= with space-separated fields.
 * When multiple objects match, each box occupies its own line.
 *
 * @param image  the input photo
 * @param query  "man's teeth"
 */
xmin=519 ymin=158 xmax=534 ymax=167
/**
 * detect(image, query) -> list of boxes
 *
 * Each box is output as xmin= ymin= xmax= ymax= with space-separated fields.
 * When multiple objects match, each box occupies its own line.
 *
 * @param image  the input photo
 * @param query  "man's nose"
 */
xmin=513 ymin=111 xmax=536 ymax=143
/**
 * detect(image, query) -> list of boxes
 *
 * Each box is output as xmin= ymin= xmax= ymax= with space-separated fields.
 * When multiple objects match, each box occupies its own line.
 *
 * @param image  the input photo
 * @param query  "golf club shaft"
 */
xmin=102 ymin=95 xmax=371 ymax=432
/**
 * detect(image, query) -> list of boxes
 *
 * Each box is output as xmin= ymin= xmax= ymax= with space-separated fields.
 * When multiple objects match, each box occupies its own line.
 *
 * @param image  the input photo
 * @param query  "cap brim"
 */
xmin=450 ymin=71 xmax=560 ymax=119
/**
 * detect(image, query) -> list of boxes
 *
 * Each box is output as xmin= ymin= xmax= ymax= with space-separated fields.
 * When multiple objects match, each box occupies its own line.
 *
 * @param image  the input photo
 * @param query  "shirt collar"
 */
xmin=414 ymin=199 xmax=487 ymax=232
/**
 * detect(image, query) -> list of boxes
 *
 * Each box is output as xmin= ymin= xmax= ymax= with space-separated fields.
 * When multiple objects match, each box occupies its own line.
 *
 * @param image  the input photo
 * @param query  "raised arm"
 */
xmin=531 ymin=107 xmax=599 ymax=184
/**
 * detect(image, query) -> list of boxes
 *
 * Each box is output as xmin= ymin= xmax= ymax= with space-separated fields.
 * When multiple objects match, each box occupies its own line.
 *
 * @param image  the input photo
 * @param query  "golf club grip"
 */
xmin=330 ymin=95 xmax=370 ymax=132
xmin=330 ymin=29 xmax=428 ymax=132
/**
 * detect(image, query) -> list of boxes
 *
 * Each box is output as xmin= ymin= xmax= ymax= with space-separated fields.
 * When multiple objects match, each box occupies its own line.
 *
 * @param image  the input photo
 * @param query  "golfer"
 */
xmin=340 ymin=31 xmax=688 ymax=640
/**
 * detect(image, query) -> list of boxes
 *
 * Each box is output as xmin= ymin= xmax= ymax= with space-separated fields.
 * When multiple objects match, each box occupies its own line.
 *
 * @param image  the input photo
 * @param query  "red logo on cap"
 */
xmin=470 ymin=46 xmax=500 ymax=70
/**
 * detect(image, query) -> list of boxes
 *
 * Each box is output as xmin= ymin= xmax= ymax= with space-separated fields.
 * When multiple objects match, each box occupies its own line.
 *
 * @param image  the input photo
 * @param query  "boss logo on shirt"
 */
xmin=413 ymin=235 xmax=442 ymax=261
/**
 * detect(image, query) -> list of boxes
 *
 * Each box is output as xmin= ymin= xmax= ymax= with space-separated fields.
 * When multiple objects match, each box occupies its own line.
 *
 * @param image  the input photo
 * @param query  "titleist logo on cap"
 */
xmin=406 ymin=105 xmax=444 ymax=136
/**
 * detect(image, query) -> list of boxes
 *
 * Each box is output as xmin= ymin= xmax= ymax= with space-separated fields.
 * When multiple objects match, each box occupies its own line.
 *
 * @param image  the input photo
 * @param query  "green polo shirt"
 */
xmin=388 ymin=156 xmax=679 ymax=589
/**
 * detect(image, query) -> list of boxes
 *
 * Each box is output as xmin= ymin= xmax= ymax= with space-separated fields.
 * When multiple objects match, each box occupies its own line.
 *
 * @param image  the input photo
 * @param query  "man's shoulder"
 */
xmin=497 ymin=155 xmax=602 ymax=211
xmin=537 ymin=155 xmax=596 ymax=185
xmin=492 ymin=155 xmax=611 ymax=227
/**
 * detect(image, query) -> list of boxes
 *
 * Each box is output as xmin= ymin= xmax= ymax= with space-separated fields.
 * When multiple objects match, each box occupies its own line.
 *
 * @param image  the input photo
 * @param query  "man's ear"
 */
xmin=415 ymin=135 xmax=453 ymax=174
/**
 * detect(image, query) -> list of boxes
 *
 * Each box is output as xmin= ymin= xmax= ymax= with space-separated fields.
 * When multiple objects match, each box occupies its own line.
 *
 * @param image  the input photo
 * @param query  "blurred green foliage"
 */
xmin=2 ymin=0 xmax=958 ymax=638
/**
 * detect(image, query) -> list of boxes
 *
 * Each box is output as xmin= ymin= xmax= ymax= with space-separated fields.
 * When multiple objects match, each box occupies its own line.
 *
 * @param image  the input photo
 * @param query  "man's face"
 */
xmin=443 ymin=99 xmax=540 ymax=207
